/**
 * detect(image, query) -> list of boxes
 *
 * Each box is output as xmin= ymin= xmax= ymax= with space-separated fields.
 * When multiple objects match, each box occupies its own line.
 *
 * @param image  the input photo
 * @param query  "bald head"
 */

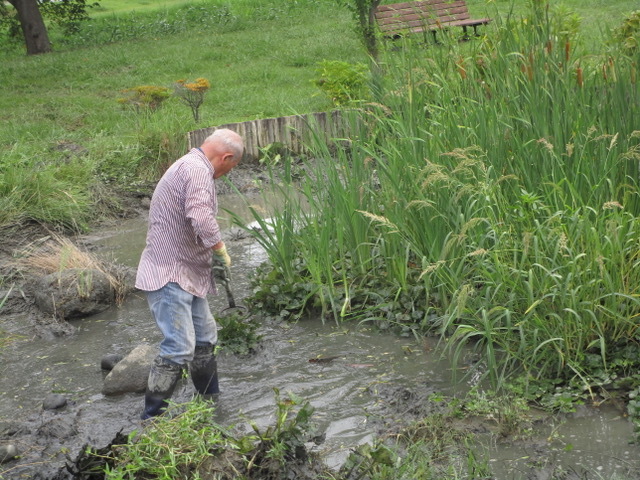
xmin=200 ymin=129 xmax=244 ymax=178
xmin=203 ymin=129 xmax=244 ymax=162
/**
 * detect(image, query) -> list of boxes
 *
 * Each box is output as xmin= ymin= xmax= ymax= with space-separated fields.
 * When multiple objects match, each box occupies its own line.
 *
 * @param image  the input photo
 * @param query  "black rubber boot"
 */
xmin=190 ymin=345 xmax=220 ymax=395
xmin=141 ymin=357 xmax=182 ymax=420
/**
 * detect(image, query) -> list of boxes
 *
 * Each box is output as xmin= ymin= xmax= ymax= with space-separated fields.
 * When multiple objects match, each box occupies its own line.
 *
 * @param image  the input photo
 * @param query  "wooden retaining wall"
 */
xmin=187 ymin=110 xmax=349 ymax=161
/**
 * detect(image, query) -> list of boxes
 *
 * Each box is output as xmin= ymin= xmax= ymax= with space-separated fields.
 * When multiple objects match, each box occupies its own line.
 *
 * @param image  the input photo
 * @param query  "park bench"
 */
xmin=374 ymin=0 xmax=491 ymax=41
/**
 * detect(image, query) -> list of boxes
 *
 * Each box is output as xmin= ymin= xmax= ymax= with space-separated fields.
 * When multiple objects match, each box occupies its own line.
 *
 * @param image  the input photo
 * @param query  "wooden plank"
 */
xmin=376 ymin=0 xmax=466 ymax=14
xmin=376 ymin=0 xmax=455 ymax=12
xmin=376 ymin=7 xmax=469 ymax=24
xmin=375 ymin=2 xmax=469 ymax=32
xmin=187 ymin=111 xmax=349 ymax=162
xmin=376 ymin=5 xmax=465 ymax=21
xmin=375 ymin=0 xmax=490 ymax=36
xmin=376 ymin=9 xmax=471 ymax=27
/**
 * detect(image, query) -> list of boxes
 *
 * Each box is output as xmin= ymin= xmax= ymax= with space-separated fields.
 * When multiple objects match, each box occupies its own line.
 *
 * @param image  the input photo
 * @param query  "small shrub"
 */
xmin=37 ymin=0 xmax=98 ymax=35
xmin=247 ymin=388 xmax=319 ymax=477
xmin=0 ymin=2 xmax=22 ymax=46
xmin=313 ymin=60 xmax=369 ymax=106
xmin=173 ymin=77 xmax=210 ymax=122
xmin=118 ymin=85 xmax=171 ymax=113
xmin=258 ymin=142 xmax=287 ymax=167
xmin=610 ymin=10 xmax=640 ymax=55
xmin=217 ymin=311 xmax=263 ymax=355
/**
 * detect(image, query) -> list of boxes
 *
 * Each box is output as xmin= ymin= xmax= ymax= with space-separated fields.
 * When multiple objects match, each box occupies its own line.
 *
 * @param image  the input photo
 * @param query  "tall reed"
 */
xmin=240 ymin=4 xmax=640 ymax=386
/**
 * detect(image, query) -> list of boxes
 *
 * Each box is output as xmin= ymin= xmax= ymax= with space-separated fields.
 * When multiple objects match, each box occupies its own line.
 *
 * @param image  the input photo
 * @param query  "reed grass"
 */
xmin=242 ymin=3 xmax=640 ymax=387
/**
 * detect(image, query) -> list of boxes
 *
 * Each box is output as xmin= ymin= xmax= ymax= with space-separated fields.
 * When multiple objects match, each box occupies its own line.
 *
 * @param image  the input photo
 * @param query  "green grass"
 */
xmin=91 ymin=0 xmax=198 ymax=16
xmin=0 ymin=0 xmax=363 ymax=229
xmin=1 ymin=1 xmax=359 ymax=144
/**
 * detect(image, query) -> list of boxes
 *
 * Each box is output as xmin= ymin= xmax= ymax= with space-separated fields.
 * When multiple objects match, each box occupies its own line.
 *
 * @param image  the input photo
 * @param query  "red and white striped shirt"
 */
xmin=135 ymin=148 xmax=221 ymax=298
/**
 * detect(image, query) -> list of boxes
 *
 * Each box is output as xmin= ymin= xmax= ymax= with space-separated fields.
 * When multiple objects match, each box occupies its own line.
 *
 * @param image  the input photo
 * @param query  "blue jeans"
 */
xmin=146 ymin=282 xmax=218 ymax=365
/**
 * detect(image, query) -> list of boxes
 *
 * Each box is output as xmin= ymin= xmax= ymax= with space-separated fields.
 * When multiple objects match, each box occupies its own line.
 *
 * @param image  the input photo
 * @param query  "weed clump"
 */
xmin=98 ymin=390 xmax=328 ymax=480
xmin=118 ymin=85 xmax=171 ymax=113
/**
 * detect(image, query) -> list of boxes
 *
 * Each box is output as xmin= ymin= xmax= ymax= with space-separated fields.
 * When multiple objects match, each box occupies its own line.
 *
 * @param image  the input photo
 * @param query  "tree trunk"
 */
xmin=354 ymin=0 xmax=380 ymax=60
xmin=8 ymin=0 xmax=51 ymax=55
xmin=365 ymin=0 xmax=381 ymax=60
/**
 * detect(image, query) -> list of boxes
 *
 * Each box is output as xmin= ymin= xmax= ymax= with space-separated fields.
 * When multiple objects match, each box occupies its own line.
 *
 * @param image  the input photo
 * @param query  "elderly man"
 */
xmin=136 ymin=128 xmax=244 ymax=419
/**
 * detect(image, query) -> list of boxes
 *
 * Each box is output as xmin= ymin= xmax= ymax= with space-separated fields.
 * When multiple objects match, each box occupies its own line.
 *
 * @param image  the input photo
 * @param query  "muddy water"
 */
xmin=2 ymin=192 xmax=640 ymax=478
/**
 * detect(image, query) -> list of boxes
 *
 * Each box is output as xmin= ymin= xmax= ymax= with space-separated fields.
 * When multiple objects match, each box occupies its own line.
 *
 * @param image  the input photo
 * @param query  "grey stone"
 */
xmin=37 ymin=416 xmax=77 ymax=439
xmin=0 ymin=444 xmax=18 ymax=463
xmin=102 ymin=344 xmax=157 ymax=395
xmin=33 ymin=268 xmax=115 ymax=320
xmin=101 ymin=353 xmax=124 ymax=371
xmin=43 ymin=394 xmax=67 ymax=410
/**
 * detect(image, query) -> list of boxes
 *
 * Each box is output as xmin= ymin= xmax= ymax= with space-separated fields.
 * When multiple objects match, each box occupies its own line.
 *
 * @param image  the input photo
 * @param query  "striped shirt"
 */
xmin=135 ymin=148 xmax=221 ymax=298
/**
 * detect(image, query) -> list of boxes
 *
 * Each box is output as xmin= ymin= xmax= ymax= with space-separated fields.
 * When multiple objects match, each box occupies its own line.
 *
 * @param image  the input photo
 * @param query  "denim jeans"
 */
xmin=146 ymin=282 xmax=218 ymax=365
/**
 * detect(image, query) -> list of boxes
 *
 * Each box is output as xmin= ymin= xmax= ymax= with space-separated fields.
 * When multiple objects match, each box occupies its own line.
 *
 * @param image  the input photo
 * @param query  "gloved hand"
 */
xmin=212 ymin=243 xmax=231 ymax=267
xmin=211 ymin=246 xmax=234 ymax=307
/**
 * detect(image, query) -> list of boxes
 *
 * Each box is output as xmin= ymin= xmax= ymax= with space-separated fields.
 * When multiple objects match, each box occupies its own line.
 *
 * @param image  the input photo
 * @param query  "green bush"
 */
xmin=118 ymin=85 xmax=171 ymax=113
xmin=313 ymin=59 xmax=369 ymax=106
xmin=610 ymin=10 xmax=640 ymax=54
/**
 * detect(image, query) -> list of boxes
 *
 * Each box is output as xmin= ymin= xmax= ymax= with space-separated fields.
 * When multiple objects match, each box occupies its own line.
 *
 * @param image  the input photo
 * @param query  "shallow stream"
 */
xmin=2 ymin=192 xmax=640 ymax=479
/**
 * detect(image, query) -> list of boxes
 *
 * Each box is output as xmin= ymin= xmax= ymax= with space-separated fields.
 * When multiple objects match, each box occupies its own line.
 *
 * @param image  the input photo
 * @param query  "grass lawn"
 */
xmin=92 ymin=0 xmax=197 ymax=15
xmin=0 ymin=1 xmax=361 ymax=155
xmin=0 ymin=0 xmax=637 ymax=228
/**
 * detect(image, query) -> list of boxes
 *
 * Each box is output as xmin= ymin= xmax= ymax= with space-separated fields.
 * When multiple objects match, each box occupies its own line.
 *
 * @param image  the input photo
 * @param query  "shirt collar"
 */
xmin=192 ymin=147 xmax=215 ymax=175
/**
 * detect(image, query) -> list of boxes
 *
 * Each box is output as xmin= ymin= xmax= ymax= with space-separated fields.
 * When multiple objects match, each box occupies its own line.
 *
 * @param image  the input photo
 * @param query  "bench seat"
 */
xmin=375 ymin=0 xmax=491 ymax=39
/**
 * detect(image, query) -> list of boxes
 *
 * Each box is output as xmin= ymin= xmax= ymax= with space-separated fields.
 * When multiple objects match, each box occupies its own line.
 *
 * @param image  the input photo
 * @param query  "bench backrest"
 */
xmin=375 ymin=0 xmax=472 ymax=35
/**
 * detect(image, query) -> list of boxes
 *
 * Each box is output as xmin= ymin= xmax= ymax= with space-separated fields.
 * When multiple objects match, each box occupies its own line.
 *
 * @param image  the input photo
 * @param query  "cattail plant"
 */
xmin=576 ymin=65 xmax=583 ymax=87
xmin=234 ymin=1 xmax=640 ymax=390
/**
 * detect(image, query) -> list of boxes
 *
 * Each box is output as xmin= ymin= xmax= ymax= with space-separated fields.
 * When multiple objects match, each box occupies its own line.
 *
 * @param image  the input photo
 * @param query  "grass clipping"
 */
xmin=13 ymin=233 xmax=129 ymax=305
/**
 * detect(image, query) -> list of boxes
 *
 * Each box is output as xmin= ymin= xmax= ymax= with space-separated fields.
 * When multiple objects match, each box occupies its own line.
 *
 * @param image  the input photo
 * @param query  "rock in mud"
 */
xmin=43 ymin=394 xmax=68 ymax=411
xmin=101 ymin=353 xmax=124 ymax=371
xmin=102 ymin=344 xmax=157 ymax=395
xmin=38 ymin=415 xmax=78 ymax=440
xmin=33 ymin=268 xmax=115 ymax=320
xmin=0 ymin=444 xmax=18 ymax=463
